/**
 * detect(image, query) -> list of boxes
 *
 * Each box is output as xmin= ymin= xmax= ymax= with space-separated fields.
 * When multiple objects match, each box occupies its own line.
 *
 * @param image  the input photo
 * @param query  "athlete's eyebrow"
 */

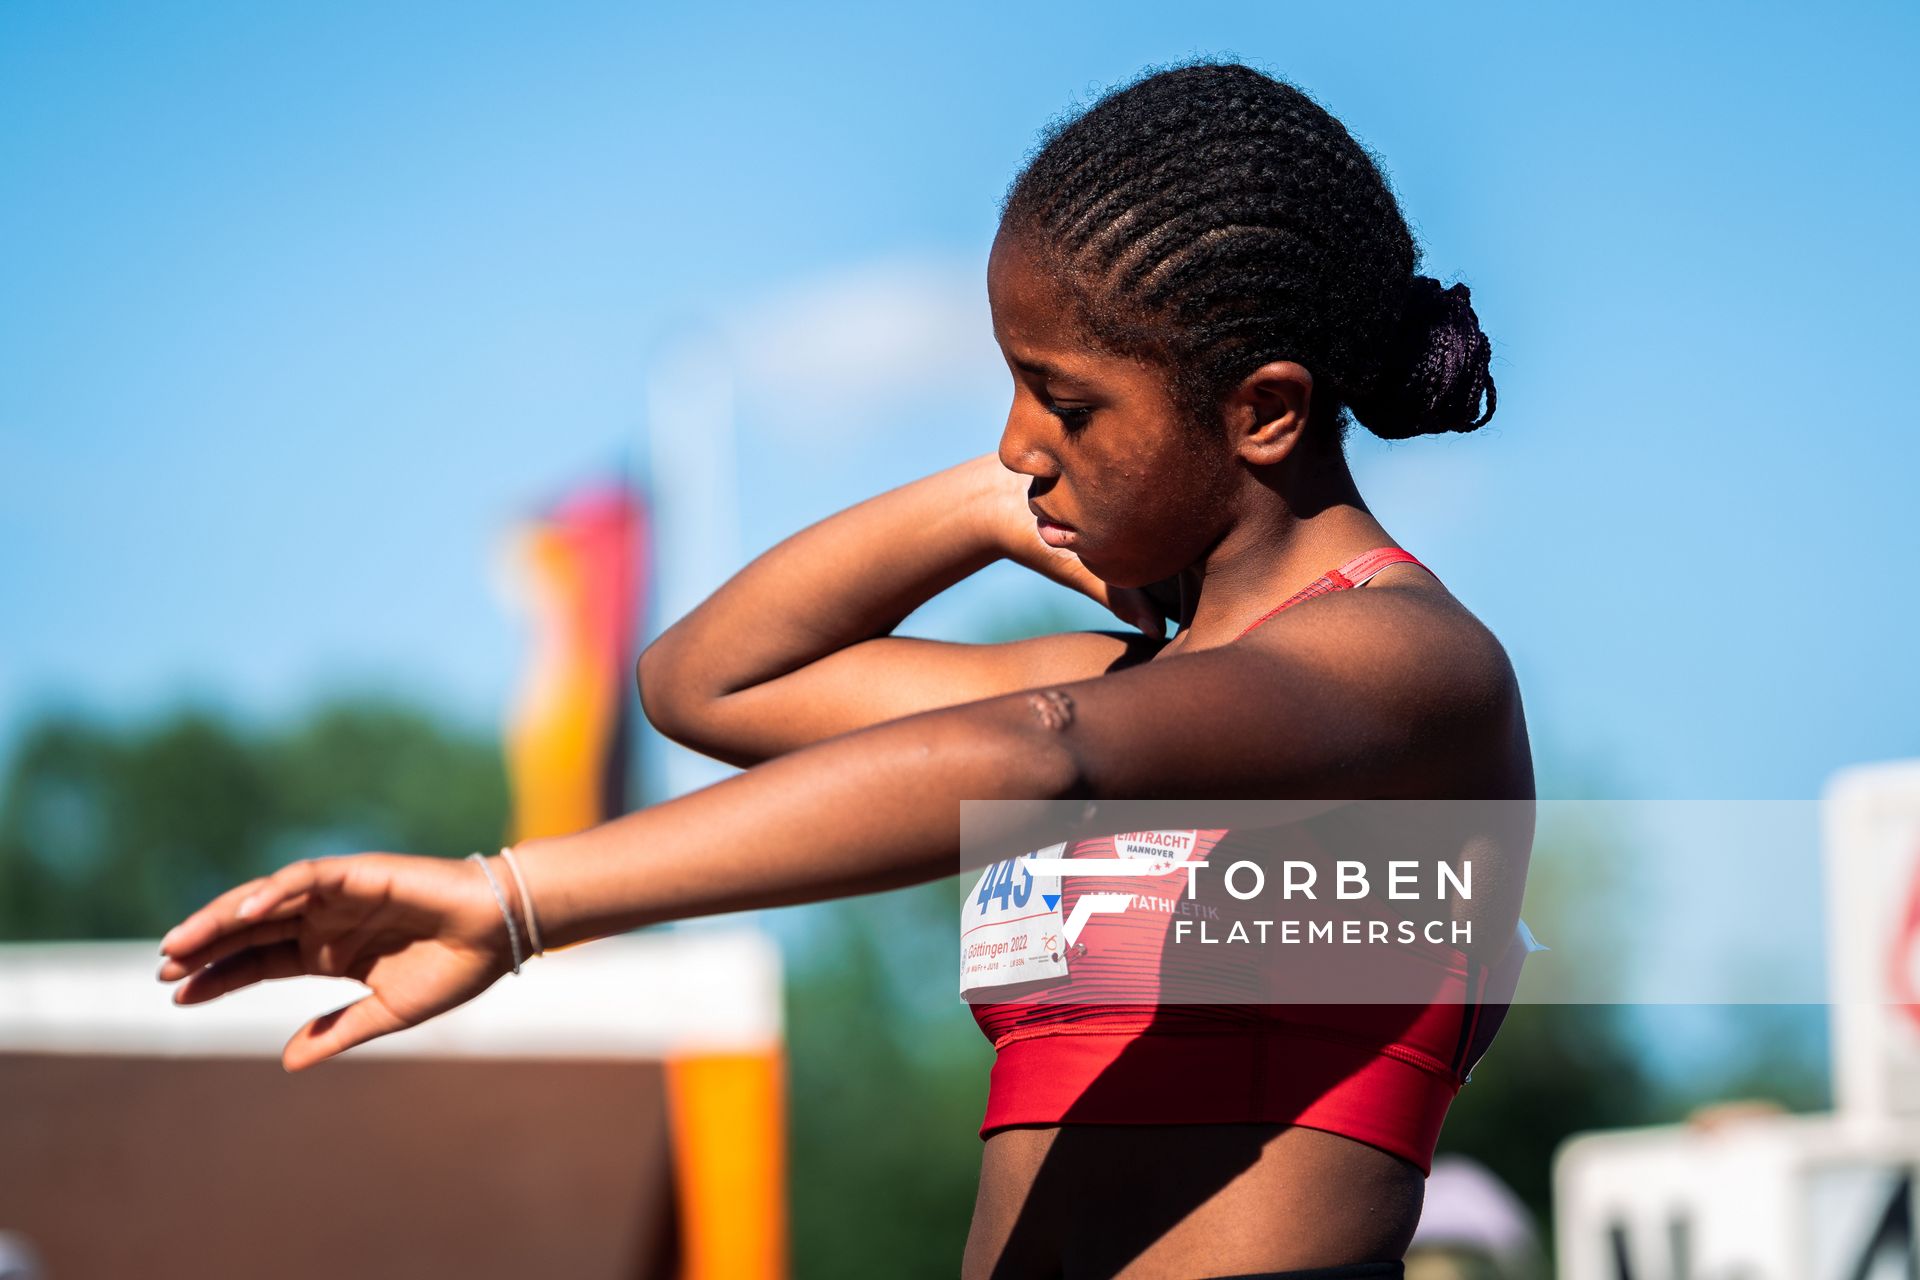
xmin=1010 ymin=355 xmax=1095 ymax=387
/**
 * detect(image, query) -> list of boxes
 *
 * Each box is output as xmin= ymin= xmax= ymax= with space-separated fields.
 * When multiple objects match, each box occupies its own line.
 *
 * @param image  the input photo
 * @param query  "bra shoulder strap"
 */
xmin=1233 ymin=547 xmax=1438 ymax=641
xmin=1326 ymin=547 xmax=1439 ymax=590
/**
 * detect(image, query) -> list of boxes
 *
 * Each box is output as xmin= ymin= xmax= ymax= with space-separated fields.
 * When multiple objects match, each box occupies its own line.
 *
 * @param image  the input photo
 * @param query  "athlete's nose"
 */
xmin=998 ymin=404 xmax=1058 ymax=483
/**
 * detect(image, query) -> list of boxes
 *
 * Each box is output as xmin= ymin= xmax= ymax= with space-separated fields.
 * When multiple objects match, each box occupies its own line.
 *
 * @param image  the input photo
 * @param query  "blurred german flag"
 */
xmin=499 ymin=475 xmax=649 ymax=854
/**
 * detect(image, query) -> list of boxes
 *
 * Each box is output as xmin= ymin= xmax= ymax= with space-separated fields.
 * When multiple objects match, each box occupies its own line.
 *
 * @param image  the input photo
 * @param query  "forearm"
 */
xmin=638 ymin=454 xmax=1008 ymax=710
xmin=511 ymin=694 xmax=1084 ymax=950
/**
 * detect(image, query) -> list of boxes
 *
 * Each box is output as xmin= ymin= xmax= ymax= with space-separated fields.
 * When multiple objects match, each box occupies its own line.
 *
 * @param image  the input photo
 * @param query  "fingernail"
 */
xmin=236 ymin=894 xmax=263 ymax=919
xmin=155 ymin=960 xmax=171 ymax=982
xmin=159 ymin=930 xmax=178 ymax=954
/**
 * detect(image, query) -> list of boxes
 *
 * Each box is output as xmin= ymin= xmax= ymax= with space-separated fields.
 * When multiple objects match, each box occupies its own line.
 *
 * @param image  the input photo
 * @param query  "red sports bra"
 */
xmin=964 ymin=547 xmax=1532 ymax=1176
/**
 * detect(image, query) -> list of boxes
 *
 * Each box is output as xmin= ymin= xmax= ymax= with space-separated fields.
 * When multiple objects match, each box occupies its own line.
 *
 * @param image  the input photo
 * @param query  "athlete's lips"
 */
xmin=1028 ymin=502 xmax=1075 ymax=531
xmin=1031 ymin=503 xmax=1078 ymax=549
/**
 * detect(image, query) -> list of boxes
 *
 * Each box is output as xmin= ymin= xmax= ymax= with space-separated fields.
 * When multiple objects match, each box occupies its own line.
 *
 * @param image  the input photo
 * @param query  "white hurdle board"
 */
xmin=1555 ymin=1113 xmax=1918 ymax=1280
xmin=1827 ymin=759 xmax=1920 ymax=1120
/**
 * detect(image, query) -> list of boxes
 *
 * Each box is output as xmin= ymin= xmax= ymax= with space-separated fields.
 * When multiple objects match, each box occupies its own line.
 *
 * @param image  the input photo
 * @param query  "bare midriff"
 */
xmin=962 ymin=1122 xmax=1423 ymax=1279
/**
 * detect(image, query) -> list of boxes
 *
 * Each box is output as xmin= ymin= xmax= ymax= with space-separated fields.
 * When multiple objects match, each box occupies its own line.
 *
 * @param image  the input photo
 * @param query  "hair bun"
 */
xmin=1350 ymin=275 xmax=1497 ymax=440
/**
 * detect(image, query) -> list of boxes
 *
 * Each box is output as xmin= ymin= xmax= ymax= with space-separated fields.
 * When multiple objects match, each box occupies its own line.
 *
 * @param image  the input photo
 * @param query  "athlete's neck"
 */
xmin=1164 ymin=447 xmax=1396 ymax=648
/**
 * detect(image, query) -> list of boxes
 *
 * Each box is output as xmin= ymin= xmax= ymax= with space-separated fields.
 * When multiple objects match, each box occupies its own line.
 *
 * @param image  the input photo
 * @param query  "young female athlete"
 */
xmin=156 ymin=60 xmax=1533 ymax=1279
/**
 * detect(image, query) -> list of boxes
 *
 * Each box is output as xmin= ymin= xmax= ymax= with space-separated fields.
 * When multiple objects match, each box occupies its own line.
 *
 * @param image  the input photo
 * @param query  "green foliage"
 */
xmin=0 ymin=695 xmax=510 ymax=941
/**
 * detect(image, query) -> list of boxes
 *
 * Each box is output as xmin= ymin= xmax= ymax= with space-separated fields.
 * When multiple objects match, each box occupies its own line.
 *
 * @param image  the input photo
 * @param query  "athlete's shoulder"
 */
xmin=1244 ymin=562 xmax=1498 ymax=654
xmin=1238 ymin=569 xmax=1522 ymax=756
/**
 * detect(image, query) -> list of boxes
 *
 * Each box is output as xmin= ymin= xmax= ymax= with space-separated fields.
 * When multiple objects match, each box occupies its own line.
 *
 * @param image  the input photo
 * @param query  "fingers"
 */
xmin=284 ymin=994 xmax=406 ymax=1073
xmin=169 ymin=939 xmax=313 ymax=1006
xmin=159 ymin=858 xmax=341 ymax=959
xmin=1109 ymin=589 xmax=1168 ymax=638
xmin=1102 ymin=586 xmax=1168 ymax=638
xmin=157 ymin=915 xmax=305 ymax=983
xmin=1132 ymin=610 xmax=1168 ymax=639
xmin=234 ymin=858 xmax=331 ymax=921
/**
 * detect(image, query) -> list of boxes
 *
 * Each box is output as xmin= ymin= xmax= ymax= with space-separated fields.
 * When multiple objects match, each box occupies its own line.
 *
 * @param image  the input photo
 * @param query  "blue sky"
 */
xmin=4 ymin=0 xmax=1917 ymax=816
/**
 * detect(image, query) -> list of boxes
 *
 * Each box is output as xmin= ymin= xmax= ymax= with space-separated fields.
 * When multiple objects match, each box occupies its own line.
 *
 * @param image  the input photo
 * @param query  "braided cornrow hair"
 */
xmin=998 ymin=58 xmax=1496 ymax=444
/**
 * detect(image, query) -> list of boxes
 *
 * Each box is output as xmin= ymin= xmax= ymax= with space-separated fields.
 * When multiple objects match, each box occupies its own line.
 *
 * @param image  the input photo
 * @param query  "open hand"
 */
xmin=155 ymin=852 xmax=518 ymax=1072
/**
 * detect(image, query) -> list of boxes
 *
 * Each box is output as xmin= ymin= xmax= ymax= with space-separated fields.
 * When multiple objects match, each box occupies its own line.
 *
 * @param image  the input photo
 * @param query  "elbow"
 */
xmin=635 ymin=638 xmax=705 ymax=747
xmin=634 ymin=636 xmax=775 ymax=769
xmin=980 ymin=689 xmax=1093 ymax=805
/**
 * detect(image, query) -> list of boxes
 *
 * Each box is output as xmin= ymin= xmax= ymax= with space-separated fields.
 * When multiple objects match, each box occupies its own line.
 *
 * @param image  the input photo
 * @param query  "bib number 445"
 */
xmin=975 ymin=857 xmax=1035 ymax=914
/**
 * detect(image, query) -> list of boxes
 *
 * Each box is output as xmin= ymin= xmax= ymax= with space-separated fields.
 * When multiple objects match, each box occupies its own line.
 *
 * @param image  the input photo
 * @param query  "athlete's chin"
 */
xmin=1054 ymin=532 xmax=1169 ymax=588
xmin=1068 ymin=546 xmax=1114 ymax=578
xmin=1077 ymin=551 xmax=1162 ymax=590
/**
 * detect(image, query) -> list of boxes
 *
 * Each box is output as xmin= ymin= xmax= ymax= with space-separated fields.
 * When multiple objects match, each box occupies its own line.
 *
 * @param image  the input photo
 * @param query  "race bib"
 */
xmin=960 ymin=842 xmax=1071 ymax=997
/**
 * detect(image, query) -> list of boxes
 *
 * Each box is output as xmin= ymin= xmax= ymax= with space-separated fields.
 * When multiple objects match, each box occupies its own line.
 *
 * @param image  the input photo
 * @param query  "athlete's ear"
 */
xmin=1224 ymin=360 xmax=1313 ymax=467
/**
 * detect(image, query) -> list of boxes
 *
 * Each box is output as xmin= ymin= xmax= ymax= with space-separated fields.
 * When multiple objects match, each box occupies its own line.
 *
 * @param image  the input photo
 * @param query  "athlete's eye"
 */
xmin=1045 ymin=403 xmax=1095 ymax=432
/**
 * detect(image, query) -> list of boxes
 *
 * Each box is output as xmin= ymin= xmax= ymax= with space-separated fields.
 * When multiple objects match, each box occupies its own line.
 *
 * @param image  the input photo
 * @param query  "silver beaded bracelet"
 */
xmin=467 ymin=851 xmax=525 ymax=975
